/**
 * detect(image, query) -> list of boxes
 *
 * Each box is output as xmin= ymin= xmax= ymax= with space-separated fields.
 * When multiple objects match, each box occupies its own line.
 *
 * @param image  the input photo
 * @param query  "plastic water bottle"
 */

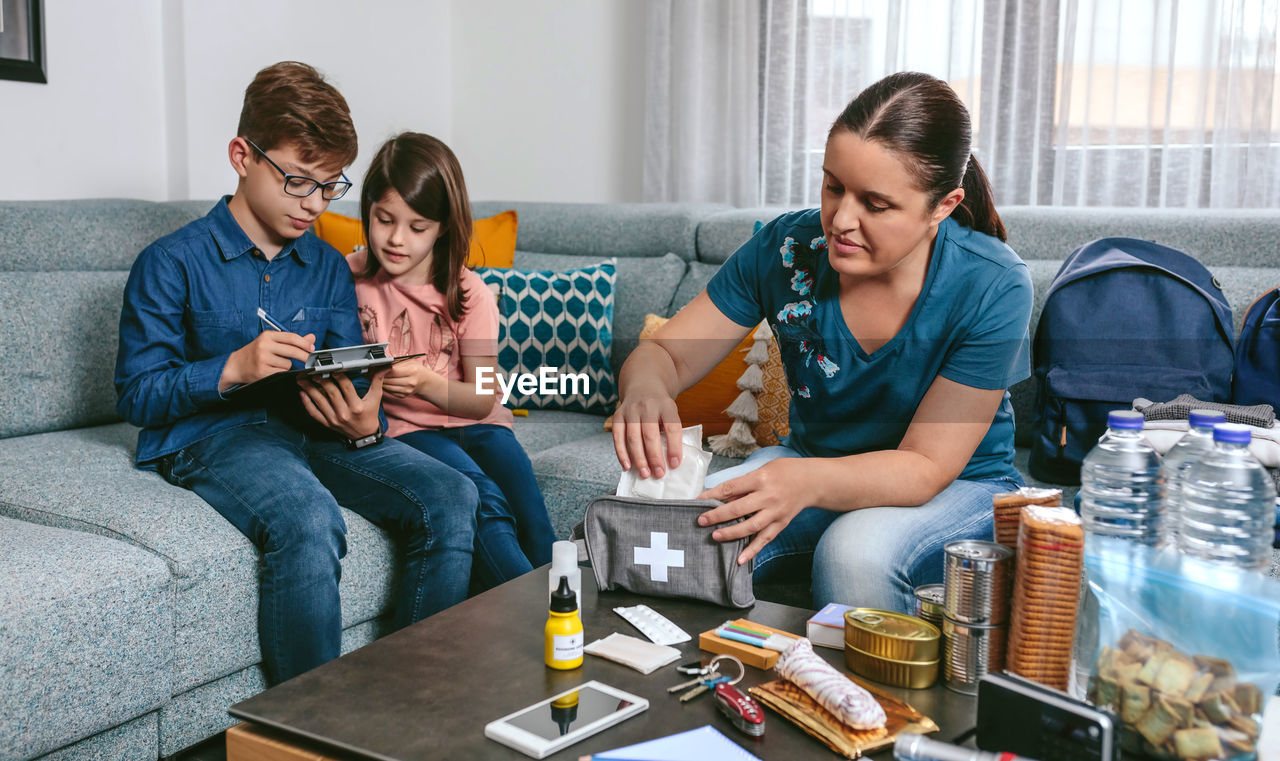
xmin=1178 ymin=423 xmax=1277 ymax=569
xmin=1079 ymin=410 xmax=1164 ymax=544
xmin=1159 ymin=409 xmax=1226 ymax=541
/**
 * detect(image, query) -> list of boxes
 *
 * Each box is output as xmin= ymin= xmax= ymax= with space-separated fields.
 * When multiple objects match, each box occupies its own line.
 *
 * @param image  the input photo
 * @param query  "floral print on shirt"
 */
xmin=773 ymin=236 xmax=840 ymax=382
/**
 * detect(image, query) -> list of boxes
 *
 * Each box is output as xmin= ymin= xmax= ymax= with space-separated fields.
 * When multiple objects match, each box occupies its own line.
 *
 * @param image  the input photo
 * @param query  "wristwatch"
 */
xmin=344 ymin=429 xmax=384 ymax=450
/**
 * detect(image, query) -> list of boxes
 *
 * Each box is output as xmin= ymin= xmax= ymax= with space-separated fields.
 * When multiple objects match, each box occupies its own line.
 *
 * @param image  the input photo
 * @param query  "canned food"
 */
xmin=844 ymin=644 xmax=938 ymax=689
xmin=941 ymin=616 xmax=1007 ymax=695
xmin=843 ymin=608 xmax=940 ymax=662
xmin=913 ymin=583 xmax=945 ymax=628
xmin=943 ymin=540 xmax=1013 ymax=625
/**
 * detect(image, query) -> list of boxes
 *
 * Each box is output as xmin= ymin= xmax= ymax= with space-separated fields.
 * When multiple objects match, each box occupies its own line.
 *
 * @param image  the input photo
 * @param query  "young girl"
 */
xmin=349 ymin=132 xmax=555 ymax=590
xmin=613 ymin=72 xmax=1032 ymax=614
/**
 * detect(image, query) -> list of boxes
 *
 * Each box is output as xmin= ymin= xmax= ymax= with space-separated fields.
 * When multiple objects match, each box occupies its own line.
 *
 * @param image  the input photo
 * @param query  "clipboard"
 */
xmin=224 ymin=343 xmax=424 ymax=397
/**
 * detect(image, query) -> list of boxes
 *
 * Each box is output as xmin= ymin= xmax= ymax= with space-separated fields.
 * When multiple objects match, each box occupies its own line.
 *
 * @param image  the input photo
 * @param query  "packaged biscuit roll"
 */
xmin=992 ymin=487 xmax=1062 ymax=550
xmin=1006 ymin=505 xmax=1084 ymax=690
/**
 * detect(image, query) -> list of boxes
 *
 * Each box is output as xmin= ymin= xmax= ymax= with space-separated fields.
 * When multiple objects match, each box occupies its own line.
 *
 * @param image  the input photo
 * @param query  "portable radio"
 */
xmin=975 ymin=672 xmax=1120 ymax=761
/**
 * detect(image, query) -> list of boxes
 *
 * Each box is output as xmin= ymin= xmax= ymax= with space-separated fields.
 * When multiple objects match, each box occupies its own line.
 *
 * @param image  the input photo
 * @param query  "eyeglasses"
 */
xmin=245 ymin=138 xmax=353 ymax=200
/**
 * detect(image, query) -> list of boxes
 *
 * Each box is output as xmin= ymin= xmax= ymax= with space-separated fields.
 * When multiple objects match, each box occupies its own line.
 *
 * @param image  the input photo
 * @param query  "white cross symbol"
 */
xmin=634 ymin=531 xmax=685 ymax=583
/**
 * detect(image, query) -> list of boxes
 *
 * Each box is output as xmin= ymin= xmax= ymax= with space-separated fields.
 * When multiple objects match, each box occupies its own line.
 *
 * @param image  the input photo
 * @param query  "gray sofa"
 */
xmin=1 ymin=198 xmax=1277 ymax=760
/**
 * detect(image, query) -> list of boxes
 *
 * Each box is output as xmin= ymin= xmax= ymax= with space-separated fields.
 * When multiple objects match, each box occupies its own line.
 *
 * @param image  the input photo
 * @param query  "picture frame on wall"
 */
xmin=0 ymin=0 xmax=45 ymax=84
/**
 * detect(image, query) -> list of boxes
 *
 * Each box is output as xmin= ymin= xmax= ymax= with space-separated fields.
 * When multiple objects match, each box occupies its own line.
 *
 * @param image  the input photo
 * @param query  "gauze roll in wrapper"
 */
xmin=774 ymin=637 xmax=887 ymax=729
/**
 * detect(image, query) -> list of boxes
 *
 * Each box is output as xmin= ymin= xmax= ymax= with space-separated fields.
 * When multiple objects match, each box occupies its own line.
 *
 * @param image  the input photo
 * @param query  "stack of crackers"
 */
xmin=992 ymin=487 xmax=1062 ymax=549
xmin=1005 ymin=505 xmax=1084 ymax=690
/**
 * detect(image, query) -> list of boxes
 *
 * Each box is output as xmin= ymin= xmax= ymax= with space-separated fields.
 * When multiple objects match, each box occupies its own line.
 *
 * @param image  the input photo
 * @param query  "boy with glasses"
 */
xmin=115 ymin=61 xmax=479 ymax=685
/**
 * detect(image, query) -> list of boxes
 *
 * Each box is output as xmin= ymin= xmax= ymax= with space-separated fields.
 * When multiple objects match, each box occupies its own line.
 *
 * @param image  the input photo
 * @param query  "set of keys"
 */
xmin=667 ymin=654 xmax=766 ymax=737
xmin=667 ymin=660 xmax=735 ymax=702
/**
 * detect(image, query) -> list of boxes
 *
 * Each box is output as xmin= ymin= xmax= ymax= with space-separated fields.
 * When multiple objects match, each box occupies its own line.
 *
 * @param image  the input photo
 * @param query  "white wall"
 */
xmin=174 ymin=0 xmax=452 ymax=202
xmin=450 ymin=0 xmax=646 ymax=203
xmin=1 ymin=0 xmax=643 ymax=204
xmin=0 ymin=0 xmax=169 ymax=200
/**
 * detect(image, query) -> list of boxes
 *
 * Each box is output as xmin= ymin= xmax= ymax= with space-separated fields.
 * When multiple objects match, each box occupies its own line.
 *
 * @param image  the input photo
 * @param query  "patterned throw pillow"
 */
xmin=476 ymin=259 xmax=617 ymax=413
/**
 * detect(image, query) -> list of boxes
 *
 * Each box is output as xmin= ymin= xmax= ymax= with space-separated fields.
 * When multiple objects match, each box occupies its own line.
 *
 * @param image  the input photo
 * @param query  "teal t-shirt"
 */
xmin=706 ymin=210 xmax=1032 ymax=481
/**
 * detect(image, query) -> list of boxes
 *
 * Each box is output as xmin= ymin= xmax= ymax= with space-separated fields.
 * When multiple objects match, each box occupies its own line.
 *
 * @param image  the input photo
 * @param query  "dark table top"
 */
xmin=231 ymin=567 xmax=976 ymax=760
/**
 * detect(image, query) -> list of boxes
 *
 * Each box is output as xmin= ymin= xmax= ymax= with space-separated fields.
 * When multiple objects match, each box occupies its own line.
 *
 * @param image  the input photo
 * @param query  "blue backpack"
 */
xmin=1232 ymin=287 xmax=1280 ymax=409
xmin=1029 ymin=238 xmax=1235 ymax=485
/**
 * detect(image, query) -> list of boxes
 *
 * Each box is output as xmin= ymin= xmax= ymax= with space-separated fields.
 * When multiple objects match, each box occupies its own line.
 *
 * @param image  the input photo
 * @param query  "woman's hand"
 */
xmin=610 ymin=387 xmax=684 ymax=479
xmin=696 ymin=458 xmax=815 ymax=565
xmin=298 ymin=370 xmax=386 ymax=440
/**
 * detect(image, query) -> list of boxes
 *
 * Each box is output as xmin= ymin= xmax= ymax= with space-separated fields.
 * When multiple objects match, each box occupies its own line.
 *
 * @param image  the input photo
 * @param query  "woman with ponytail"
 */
xmin=612 ymin=72 xmax=1032 ymax=613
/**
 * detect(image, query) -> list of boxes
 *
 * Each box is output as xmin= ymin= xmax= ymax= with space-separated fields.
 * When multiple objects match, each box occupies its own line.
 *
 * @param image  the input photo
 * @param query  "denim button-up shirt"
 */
xmin=115 ymin=197 xmax=364 ymax=467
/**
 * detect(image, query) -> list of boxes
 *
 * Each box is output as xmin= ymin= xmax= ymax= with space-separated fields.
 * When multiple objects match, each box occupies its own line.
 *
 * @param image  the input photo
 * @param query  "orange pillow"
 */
xmin=313 ymin=211 xmax=366 ymax=255
xmin=312 ymin=209 xmax=518 ymax=269
xmin=467 ymin=210 xmax=517 ymax=268
xmin=606 ymin=314 xmax=790 ymax=444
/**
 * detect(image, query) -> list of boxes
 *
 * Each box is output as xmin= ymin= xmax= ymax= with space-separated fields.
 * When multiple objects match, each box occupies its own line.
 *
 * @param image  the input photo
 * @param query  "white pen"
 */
xmin=256 ymin=306 xmax=287 ymax=332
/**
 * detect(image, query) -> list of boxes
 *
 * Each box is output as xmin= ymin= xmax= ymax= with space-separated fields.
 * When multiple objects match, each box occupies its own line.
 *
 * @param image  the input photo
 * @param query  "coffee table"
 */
xmin=227 ymin=567 xmax=976 ymax=760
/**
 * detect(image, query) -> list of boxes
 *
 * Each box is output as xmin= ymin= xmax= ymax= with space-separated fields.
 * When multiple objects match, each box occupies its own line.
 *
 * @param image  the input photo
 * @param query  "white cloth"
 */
xmin=583 ymin=633 xmax=681 ymax=675
xmin=1142 ymin=419 xmax=1280 ymax=468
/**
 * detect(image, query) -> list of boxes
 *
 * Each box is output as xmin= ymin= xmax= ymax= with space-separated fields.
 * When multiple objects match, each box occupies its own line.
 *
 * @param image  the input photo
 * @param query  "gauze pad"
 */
xmin=616 ymin=425 xmax=712 ymax=501
xmin=583 ymin=633 xmax=682 ymax=674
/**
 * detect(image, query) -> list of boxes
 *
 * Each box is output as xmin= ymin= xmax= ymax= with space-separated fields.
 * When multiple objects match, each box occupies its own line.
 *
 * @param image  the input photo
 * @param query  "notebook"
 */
xmin=589 ymin=725 xmax=762 ymax=761
xmin=806 ymin=602 xmax=852 ymax=649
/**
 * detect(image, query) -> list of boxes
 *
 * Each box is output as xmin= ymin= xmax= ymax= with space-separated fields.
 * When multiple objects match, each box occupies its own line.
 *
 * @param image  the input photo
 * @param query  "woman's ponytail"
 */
xmin=954 ymin=154 xmax=1006 ymax=242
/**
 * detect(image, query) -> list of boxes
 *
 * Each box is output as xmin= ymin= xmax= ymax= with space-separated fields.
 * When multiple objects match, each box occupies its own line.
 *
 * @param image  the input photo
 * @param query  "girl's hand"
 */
xmin=696 ymin=459 xmax=814 ymax=565
xmin=383 ymin=359 xmax=440 ymax=399
xmin=611 ymin=388 xmax=684 ymax=480
xmin=298 ymin=370 xmax=386 ymax=439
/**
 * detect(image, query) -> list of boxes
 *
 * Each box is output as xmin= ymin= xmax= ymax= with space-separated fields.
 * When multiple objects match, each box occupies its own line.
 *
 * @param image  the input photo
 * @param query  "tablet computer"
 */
xmin=483 ymin=681 xmax=648 ymax=759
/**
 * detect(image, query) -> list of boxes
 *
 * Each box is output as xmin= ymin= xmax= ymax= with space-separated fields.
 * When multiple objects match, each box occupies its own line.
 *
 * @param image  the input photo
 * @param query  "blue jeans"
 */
xmin=396 ymin=425 xmax=556 ymax=591
xmin=705 ymin=445 xmax=1022 ymax=614
xmin=161 ymin=417 xmax=478 ymax=684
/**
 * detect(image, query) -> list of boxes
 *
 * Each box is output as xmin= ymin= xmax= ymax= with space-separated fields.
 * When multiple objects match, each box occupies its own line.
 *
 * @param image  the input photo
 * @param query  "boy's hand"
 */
xmin=220 ymin=332 xmax=315 ymax=391
xmin=298 ymin=369 xmax=386 ymax=440
xmin=383 ymin=359 xmax=441 ymax=399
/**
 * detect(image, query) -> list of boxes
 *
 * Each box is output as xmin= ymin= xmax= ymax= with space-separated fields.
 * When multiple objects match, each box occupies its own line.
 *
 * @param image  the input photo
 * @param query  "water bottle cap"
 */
xmin=1188 ymin=409 xmax=1227 ymax=428
xmin=1213 ymin=422 xmax=1252 ymax=444
xmin=1107 ymin=410 xmax=1145 ymax=430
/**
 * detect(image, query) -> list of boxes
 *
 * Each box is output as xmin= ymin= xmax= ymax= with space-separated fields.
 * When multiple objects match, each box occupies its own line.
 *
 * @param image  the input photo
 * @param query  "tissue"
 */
xmin=616 ymin=425 xmax=711 ymax=501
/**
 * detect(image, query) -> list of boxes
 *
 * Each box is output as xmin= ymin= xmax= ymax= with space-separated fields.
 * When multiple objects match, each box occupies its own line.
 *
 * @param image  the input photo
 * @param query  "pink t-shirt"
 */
xmin=348 ymin=250 xmax=513 ymax=435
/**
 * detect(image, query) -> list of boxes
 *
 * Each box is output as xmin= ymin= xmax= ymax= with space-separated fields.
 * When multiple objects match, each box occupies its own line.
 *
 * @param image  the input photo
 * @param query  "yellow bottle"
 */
xmin=545 ymin=575 xmax=583 ymax=669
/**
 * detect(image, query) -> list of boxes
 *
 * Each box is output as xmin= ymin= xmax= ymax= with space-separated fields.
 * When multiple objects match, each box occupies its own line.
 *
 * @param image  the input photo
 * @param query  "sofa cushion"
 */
xmin=0 ymin=423 xmax=396 ymax=695
xmin=515 ymin=251 xmax=687 ymax=379
xmin=1001 ymin=207 xmax=1280 ymax=267
xmin=0 ymin=200 xmax=210 ymax=272
xmin=0 ymin=517 xmax=171 ymax=761
xmin=473 ymin=201 xmax=730 ymax=262
xmin=695 ymin=208 xmax=789 ymax=265
xmin=0 ymin=272 xmax=127 ymax=439
xmin=156 ymin=619 xmax=383 ymax=757
xmin=509 ymin=409 xmax=613 ymax=456
xmin=479 ymin=259 xmax=618 ymax=413
xmin=33 ymin=714 xmax=158 ymax=761
xmin=670 ymin=261 xmax=721 ymax=313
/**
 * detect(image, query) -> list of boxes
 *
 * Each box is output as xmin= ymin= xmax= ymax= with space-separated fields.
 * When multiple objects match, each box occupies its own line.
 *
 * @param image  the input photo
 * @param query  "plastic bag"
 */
xmin=1073 ymin=536 xmax=1280 ymax=760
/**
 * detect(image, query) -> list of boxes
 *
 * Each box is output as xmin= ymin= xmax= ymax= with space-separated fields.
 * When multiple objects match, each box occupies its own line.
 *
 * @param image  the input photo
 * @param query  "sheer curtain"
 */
xmin=643 ymin=0 xmax=1280 ymax=209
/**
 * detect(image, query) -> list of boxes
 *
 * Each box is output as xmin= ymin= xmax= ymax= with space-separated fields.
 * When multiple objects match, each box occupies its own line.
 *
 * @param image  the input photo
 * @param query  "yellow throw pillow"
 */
xmin=605 ymin=314 xmax=790 ymax=444
xmin=312 ymin=209 xmax=518 ymax=269
xmin=313 ymin=211 xmax=366 ymax=255
xmin=467 ymin=209 xmax=517 ymax=268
